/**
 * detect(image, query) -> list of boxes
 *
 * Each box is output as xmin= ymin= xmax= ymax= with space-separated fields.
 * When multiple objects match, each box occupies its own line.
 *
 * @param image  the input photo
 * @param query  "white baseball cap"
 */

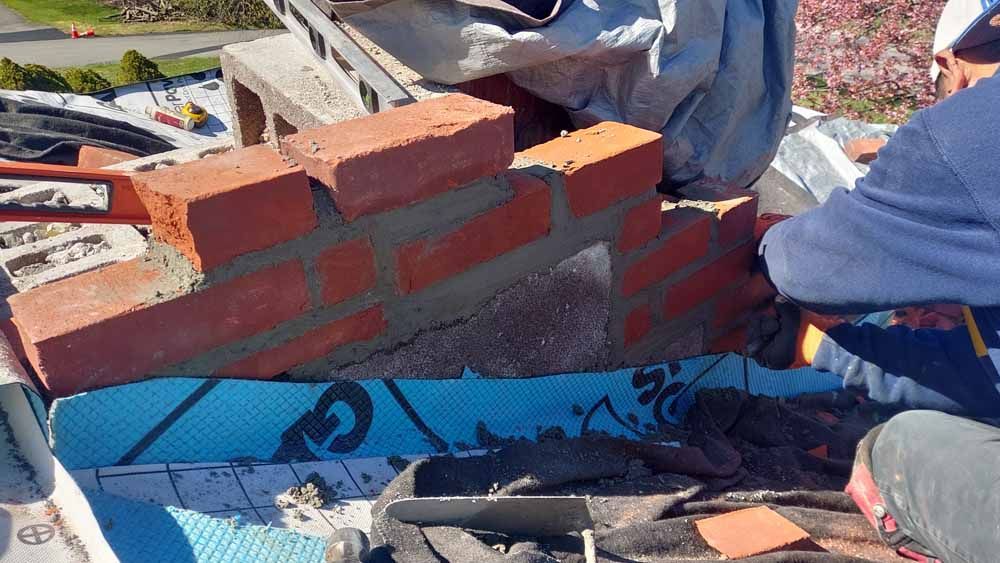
xmin=931 ymin=0 xmax=1000 ymax=80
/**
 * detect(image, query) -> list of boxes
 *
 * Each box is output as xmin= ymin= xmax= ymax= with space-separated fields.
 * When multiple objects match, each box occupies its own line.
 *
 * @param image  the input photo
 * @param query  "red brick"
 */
xmin=843 ymin=138 xmax=885 ymax=163
xmin=396 ymin=172 xmax=550 ymax=294
xmin=624 ymin=304 xmax=652 ymax=348
xmin=755 ymin=213 xmax=792 ymax=242
xmin=0 ymin=317 xmax=26 ymax=363
xmin=521 ymin=122 xmax=662 ymax=217
xmin=679 ymin=185 xmax=758 ymax=247
xmin=316 ymin=237 xmax=377 ymax=306
xmin=663 ymin=243 xmax=756 ymax=320
xmin=10 ymin=259 xmax=310 ymax=397
xmin=621 ymin=216 xmax=711 ymax=297
xmin=713 ymin=273 xmax=776 ymax=329
xmin=716 ymin=192 xmax=758 ymax=247
xmin=281 ymin=94 xmax=514 ymax=221
xmin=77 ymin=145 xmax=136 ymax=168
xmin=695 ymin=506 xmax=810 ymax=559
xmin=617 ymin=197 xmax=663 ymax=252
xmin=217 ymin=306 xmax=386 ymax=379
xmin=807 ymin=444 xmax=830 ymax=459
xmin=133 ymin=145 xmax=317 ymax=272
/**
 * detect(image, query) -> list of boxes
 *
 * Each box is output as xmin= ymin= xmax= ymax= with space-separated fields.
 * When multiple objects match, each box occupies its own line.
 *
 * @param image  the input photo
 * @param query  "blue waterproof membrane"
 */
xmin=86 ymin=490 xmax=326 ymax=563
xmin=50 ymin=354 xmax=842 ymax=470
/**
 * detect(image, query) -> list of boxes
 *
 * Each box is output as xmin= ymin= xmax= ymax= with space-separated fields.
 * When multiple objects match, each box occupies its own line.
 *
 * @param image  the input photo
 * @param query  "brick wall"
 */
xmin=8 ymin=94 xmax=769 ymax=398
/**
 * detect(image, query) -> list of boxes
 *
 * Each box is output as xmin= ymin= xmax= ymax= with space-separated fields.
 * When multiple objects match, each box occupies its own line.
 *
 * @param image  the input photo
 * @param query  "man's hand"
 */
xmin=747 ymin=297 xmax=803 ymax=369
xmin=746 ymin=297 xmax=844 ymax=370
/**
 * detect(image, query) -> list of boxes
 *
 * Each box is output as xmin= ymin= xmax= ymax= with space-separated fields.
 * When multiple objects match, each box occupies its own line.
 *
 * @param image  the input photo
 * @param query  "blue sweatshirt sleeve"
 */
xmin=759 ymin=110 xmax=1000 ymax=315
xmin=811 ymin=323 xmax=1000 ymax=417
xmin=758 ymin=91 xmax=1000 ymax=416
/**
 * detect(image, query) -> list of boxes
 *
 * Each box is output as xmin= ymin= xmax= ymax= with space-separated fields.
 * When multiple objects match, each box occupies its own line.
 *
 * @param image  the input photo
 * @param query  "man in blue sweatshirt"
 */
xmin=750 ymin=1 xmax=1000 ymax=561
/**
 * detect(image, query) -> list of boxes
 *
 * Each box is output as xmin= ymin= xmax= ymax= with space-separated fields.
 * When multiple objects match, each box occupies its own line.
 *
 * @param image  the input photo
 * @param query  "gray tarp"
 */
xmin=337 ymin=0 xmax=798 ymax=188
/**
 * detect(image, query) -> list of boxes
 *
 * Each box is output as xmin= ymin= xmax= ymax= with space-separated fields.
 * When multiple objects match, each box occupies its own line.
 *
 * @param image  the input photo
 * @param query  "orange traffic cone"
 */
xmin=85 ymin=26 xmax=95 ymax=37
xmin=70 ymin=23 xmax=80 ymax=39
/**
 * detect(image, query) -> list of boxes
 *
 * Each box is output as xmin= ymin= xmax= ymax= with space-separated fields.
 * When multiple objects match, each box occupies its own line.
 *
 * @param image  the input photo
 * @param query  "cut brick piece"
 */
xmin=132 ymin=145 xmax=317 ymax=272
xmin=522 ymin=122 xmax=662 ymax=217
xmin=663 ymin=242 xmax=756 ymax=320
xmin=10 ymin=259 xmax=310 ymax=396
xmin=624 ymin=304 xmax=652 ymax=348
xmin=807 ymin=444 xmax=830 ymax=459
xmin=396 ymin=172 xmax=551 ymax=294
xmin=281 ymin=93 xmax=514 ymax=221
xmin=316 ymin=237 xmax=377 ymax=306
xmin=695 ymin=506 xmax=811 ymax=559
xmin=217 ymin=306 xmax=386 ymax=379
xmin=678 ymin=185 xmax=759 ymax=247
xmin=77 ymin=145 xmax=136 ymax=168
xmin=617 ymin=197 xmax=663 ymax=252
xmin=843 ymin=138 xmax=886 ymax=164
xmin=621 ymin=215 xmax=711 ymax=297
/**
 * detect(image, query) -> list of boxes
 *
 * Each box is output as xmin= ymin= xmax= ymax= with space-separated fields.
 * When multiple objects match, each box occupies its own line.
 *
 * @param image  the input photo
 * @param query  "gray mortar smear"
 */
xmin=335 ymin=242 xmax=612 ymax=379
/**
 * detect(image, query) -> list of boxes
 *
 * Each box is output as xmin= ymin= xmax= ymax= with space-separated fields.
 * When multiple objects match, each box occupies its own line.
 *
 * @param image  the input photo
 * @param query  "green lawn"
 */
xmin=1 ymin=0 xmax=231 ymax=35
xmin=57 ymin=56 xmax=220 ymax=88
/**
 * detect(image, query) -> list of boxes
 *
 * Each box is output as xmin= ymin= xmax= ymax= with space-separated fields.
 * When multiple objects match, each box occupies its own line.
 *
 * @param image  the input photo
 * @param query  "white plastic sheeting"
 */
xmin=771 ymin=106 xmax=897 ymax=205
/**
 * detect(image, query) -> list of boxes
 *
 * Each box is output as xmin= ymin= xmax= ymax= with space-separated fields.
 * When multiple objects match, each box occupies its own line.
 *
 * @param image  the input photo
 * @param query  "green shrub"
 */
xmin=23 ymin=64 xmax=72 ymax=92
xmin=177 ymin=0 xmax=280 ymax=28
xmin=61 ymin=68 xmax=113 ymax=93
xmin=119 ymin=50 xmax=165 ymax=83
xmin=0 ymin=58 xmax=31 ymax=90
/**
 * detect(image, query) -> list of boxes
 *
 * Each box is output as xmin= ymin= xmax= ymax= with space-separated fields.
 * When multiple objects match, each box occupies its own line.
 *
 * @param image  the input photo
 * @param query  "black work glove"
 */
xmin=746 ymin=296 xmax=802 ymax=370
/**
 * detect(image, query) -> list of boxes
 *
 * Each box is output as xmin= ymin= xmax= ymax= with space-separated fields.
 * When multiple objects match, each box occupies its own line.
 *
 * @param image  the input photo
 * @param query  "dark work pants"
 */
xmin=873 ymin=410 xmax=1000 ymax=563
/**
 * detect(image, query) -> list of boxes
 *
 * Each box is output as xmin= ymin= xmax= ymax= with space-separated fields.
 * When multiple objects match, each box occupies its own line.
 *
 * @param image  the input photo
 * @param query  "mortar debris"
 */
xmin=625 ymin=459 xmax=653 ymax=480
xmin=571 ymin=404 xmax=585 ymax=416
xmin=284 ymin=472 xmax=337 ymax=508
xmin=536 ymin=425 xmax=566 ymax=443
xmin=475 ymin=421 xmax=516 ymax=449
xmin=360 ymin=472 xmax=373 ymax=484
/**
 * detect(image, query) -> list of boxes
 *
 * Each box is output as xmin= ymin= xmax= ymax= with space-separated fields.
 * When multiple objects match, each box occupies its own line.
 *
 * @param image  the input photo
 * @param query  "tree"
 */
xmin=0 ymin=58 xmax=31 ymax=90
xmin=23 ymin=64 xmax=72 ymax=92
xmin=62 ymin=68 xmax=113 ymax=93
xmin=119 ymin=49 xmax=165 ymax=83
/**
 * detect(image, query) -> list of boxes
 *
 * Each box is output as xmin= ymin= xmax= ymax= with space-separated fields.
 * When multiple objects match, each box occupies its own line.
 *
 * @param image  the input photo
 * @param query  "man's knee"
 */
xmin=872 ymin=410 xmax=959 ymax=484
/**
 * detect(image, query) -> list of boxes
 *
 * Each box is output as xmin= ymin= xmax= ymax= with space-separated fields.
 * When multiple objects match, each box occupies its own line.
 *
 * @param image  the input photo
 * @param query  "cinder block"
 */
xmin=77 ymin=146 xmax=136 ymax=168
xmin=132 ymin=145 xmax=317 ymax=272
xmin=624 ymin=304 xmax=652 ymax=349
xmin=216 ymin=306 xmax=386 ymax=379
xmin=337 ymin=244 xmax=612 ymax=379
xmin=0 ymin=179 xmax=106 ymax=210
xmin=106 ymin=140 xmax=234 ymax=173
xmin=395 ymin=172 xmax=550 ymax=294
xmin=9 ymin=259 xmax=310 ymax=396
xmin=663 ymin=242 xmax=756 ymax=320
xmin=0 ymin=223 xmax=146 ymax=292
xmin=621 ymin=213 xmax=711 ymax=297
xmin=315 ymin=237 xmax=377 ymax=306
xmin=617 ymin=196 xmax=663 ymax=252
xmin=221 ymin=33 xmax=452 ymax=148
xmin=521 ymin=122 xmax=663 ymax=217
xmin=282 ymin=94 xmax=515 ymax=221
